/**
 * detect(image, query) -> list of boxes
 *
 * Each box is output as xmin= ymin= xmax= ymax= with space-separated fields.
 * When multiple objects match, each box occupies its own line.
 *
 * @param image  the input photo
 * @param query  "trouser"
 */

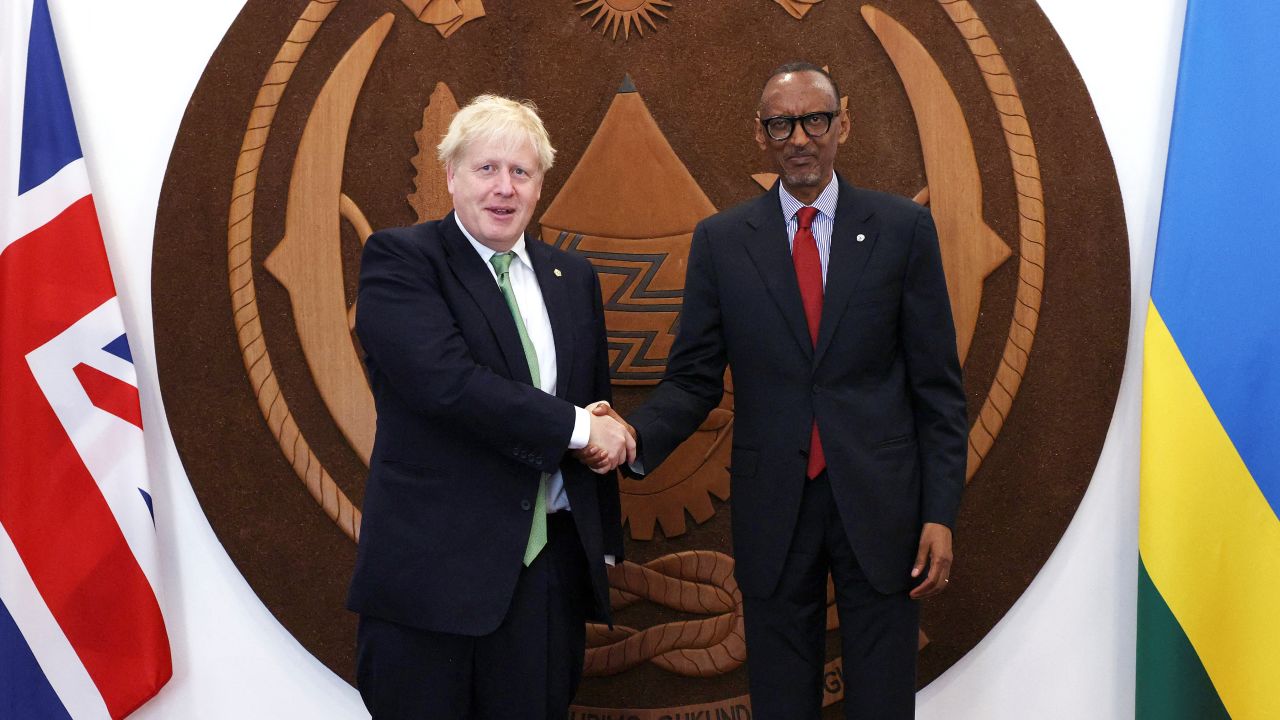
xmin=356 ymin=511 xmax=590 ymax=719
xmin=743 ymin=473 xmax=919 ymax=719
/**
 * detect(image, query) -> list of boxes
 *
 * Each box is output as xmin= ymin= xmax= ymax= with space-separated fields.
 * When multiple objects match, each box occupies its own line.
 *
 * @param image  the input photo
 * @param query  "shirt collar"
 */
xmin=778 ymin=174 xmax=839 ymax=223
xmin=455 ymin=214 xmax=532 ymax=275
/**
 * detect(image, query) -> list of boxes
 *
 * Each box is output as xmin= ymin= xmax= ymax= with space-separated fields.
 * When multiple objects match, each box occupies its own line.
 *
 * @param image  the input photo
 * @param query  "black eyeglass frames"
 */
xmin=758 ymin=111 xmax=838 ymax=141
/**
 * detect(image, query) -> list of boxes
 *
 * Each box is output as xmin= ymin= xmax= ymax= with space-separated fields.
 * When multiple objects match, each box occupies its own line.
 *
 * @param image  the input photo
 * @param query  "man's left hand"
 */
xmin=908 ymin=522 xmax=953 ymax=600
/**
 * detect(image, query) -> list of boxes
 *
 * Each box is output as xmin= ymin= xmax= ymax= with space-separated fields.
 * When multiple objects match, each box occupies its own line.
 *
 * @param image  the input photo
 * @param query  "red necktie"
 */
xmin=793 ymin=206 xmax=826 ymax=479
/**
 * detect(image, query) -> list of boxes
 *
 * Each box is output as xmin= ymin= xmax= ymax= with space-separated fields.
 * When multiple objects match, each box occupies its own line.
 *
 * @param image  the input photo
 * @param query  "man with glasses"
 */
xmin=587 ymin=62 xmax=967 ymax=717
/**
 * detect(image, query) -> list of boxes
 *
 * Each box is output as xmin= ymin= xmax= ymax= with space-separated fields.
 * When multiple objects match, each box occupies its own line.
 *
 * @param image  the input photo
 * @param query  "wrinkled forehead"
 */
xmin=456 ymin=127 xmax=542 ymax=170
xmin=758 ymin=71 xmax=839 ymax=114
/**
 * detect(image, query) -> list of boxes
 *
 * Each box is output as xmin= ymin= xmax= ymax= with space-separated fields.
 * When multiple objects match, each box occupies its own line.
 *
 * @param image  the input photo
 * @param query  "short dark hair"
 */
xmin=760 ymin=62 xmax=841 ymax=110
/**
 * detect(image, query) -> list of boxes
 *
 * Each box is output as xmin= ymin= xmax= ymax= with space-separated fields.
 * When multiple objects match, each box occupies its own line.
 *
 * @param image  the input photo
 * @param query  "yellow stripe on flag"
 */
xmin=1140 ymin=303 xmax=1280 ymax=719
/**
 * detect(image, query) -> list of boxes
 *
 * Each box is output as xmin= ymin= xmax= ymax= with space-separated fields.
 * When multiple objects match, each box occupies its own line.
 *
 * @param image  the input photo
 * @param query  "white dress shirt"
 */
xmin=457 ymin=221 xmax=591 ymax=513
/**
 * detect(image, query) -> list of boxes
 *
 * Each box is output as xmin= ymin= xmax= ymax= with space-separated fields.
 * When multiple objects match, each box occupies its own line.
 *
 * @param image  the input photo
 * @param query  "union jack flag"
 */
xmin=2 ymin=0 xmax=172 ymax=717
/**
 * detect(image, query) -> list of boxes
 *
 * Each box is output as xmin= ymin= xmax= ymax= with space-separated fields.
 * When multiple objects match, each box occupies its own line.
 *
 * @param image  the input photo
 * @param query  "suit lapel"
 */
xmin=815 ymin=179 xmax=880 ymax=364
xmin=742 ymin=185 xmax=814 ymax=359
xmin=528 ymin=239 xmax=573 ymax=398
xmin=440 ymin=213 xmax=533 ymax=385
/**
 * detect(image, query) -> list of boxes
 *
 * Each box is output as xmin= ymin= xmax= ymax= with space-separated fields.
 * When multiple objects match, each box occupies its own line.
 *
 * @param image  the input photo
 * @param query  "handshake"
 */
xmin=575 ymin=401 xmax=636 ymax=474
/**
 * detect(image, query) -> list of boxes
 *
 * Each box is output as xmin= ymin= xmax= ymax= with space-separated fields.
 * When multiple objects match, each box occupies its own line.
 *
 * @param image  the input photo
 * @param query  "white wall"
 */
xmin=920 ymin=4 xmax=1186 ymax=715
xmin=46 ymin=1 xmax=1185 ymax=717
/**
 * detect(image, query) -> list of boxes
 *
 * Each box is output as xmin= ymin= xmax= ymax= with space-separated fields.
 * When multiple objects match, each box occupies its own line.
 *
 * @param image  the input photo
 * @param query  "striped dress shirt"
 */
xmin=779 ymin=176 xmax=839 ymax=288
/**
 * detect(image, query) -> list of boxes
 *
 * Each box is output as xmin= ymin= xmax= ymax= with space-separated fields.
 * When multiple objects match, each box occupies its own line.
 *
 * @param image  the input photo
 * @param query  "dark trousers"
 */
xmin=356 ymin=512 xmax=590 ymax=720
xmin=743 ymin=473 xmax=919 ymax=719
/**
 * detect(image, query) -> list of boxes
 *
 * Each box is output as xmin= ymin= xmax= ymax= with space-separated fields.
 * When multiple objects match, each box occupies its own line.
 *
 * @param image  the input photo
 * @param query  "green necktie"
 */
xmin=490 ymin=251 xmax=549 ymax=566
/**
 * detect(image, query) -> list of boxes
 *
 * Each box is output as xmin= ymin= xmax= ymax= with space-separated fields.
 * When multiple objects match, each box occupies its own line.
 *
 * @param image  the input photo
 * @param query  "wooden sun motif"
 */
xmin=576 ymin=0 xmax=672 ymax=40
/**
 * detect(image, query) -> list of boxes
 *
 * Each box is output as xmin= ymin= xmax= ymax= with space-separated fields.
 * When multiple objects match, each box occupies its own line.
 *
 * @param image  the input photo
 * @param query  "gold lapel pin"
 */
xmin=554 ymin=268 xmax=563 ymax=277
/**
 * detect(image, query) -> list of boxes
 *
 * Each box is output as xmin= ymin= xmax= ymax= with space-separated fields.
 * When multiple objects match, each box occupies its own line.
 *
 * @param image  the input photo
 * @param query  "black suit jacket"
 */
xmin=629 ymin=177 xmax=967 ymax=597
xmin=347 ymin=212 xmax=623 ymax=635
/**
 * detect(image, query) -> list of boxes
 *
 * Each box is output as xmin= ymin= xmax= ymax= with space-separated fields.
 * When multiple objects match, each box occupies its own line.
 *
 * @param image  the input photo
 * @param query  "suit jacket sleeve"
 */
xmin=628 ymin=221 xmax=728 ymax=470
xmin=901 ymin=208 xmax=968 ymax=529
xmin=355 ymin=228 xmax=576 ymax=474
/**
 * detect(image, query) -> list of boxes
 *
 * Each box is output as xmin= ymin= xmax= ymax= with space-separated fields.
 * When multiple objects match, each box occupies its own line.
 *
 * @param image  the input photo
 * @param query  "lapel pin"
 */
xmin=553 ymin=268 xmax=563 ymax=277
xmin=856 ymin=233 xmax=866 ymax=242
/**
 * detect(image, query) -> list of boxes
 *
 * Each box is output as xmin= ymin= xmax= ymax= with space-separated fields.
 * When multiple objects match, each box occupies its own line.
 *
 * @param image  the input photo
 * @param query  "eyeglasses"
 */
xmin=759 ymin=111 xmax=838 ymax=141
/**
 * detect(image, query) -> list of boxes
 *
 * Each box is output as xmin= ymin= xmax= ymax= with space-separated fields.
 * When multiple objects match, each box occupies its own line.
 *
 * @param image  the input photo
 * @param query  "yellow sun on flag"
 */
xmin=576 ymin=0 xmax=672 ymax=40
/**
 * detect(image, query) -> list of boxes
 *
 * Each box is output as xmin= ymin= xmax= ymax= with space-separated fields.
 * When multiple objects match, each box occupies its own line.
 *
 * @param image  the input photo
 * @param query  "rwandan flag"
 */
xmin=1138 ymin=2 xmax=1280 ymax=718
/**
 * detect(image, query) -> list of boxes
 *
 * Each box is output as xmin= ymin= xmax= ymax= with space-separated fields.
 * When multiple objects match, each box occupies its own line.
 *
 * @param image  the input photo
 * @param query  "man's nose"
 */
xmin=787 ymin=122 xmax=810 ymax=146
xmin=494 ymin=171 xmax=515 ymax=195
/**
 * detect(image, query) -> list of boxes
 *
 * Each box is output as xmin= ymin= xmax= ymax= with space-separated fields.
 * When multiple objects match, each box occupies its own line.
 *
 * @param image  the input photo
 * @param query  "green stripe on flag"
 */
xmin=1136 ymin=558 xmax=1229 ymax=720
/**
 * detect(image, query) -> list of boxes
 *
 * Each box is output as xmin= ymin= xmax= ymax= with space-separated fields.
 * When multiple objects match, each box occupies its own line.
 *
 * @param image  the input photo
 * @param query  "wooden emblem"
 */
xmin=399 ymin=0 xmax=484 ymax=37
xmin=408 ymin=82 xmax=460 ymax=223
xmin=773 ymin=0 xmax=825 ymax=20
xmin=155 ymin=0 xmax=1130 ymax=713
xmin=542 ymin=78 xmax=731 ymax=540
xmin=542 ymin=77 xmax=713 ymax=386
xmin=576 ymin=0 xmax=672 ymax=39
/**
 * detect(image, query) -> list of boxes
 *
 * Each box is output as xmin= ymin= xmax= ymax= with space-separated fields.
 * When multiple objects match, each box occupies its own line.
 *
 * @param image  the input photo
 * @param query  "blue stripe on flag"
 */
xmin=18 ymin=0 xmax=83 ymax=195
xmin=1149 ymin=2 xmax=1280 ymax=516
xmin=139 ymin=488 xmax=155 ymax=522
xmin=103 ymin=333 xmax=133 ymax=363
xmin=0 ymin=598 xmax=73 ymax=720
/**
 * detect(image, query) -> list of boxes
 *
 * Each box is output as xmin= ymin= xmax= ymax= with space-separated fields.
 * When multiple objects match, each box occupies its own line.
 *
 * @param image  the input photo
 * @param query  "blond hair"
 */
xmin=437 ymin=94 xmax=556 ymax=174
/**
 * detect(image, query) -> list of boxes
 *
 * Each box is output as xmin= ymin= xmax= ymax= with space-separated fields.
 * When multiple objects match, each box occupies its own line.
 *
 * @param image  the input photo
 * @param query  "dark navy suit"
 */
xmin=348 ymin=212 xmax=623 ymax=718
xmin=629 ymin=177 xmax=967 ymax=717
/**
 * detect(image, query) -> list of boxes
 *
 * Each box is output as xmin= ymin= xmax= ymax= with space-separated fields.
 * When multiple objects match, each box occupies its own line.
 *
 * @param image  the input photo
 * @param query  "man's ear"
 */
xmin=444 ymin=161 xmax=456 ymax=193
xmin=753 ymin=117 xmax=768 ymax=151
xmin=836 ymin=109 xmax=851 ymax=144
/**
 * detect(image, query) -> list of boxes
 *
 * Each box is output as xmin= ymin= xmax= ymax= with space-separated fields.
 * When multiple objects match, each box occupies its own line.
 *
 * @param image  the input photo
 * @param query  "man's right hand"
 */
xmin=583 ymin=403 xmax=636 ymax=474
xmin=577 ymin=402 xmax=636 ymax=473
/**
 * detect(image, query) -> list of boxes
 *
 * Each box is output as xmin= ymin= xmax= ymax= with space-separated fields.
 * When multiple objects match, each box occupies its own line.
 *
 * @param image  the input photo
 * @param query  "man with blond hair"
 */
xmin=347 ymin=94 xmax=632 ymax=718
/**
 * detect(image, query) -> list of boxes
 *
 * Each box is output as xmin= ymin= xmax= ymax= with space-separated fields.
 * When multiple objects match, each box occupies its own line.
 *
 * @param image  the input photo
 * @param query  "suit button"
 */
xmin=812 ymin=384 xmax=822 ymax=395
xmin=521 ymin=499 xmax=532 ymax=510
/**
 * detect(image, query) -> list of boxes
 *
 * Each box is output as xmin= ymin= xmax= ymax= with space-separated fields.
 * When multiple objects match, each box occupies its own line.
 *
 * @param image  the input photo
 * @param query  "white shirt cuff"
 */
xmin=569 ymin=406 xmax=591 ymax=450
xmin=604 ymin=554 xmax=616 ymax=567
